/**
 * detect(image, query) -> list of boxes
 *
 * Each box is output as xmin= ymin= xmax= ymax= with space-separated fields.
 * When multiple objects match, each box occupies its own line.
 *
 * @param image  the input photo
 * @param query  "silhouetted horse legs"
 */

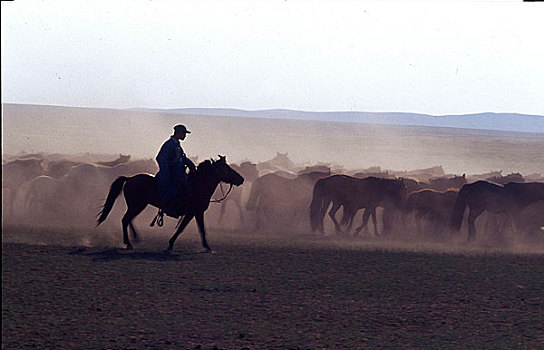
xmin=167 ymin=214 xmax=194 ymax=251
xmin=219 ymin=198 xmax=244 ymax=227
xmin=354 ymin=208 xmax=378 ymax=236
xmin=328 ymin=202 xmax=344 ymax=234
xmin=382 ymin=208 xmax=397 ymax=235
xmin=129 ymin=222 xmax=140 ymax=243
xmin=121 ymin=203 xmax=147 ymax=249
xmin=254 ymin=203 xmax=269 ymax=232
xmin=167 ymin=212 xmax=211 ymax=252
xmin=414 ymin=210 xmax=427 ymax=234
xmin=195 ymin=212 xmax=211 ymax=251
xmin=467 ymin=206 xmax=484 ymax=241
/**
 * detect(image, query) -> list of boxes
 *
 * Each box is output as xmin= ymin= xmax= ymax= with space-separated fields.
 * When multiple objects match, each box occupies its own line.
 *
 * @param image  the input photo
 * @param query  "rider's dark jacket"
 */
xmin=155 ymin=137 xmax=195 ymax=204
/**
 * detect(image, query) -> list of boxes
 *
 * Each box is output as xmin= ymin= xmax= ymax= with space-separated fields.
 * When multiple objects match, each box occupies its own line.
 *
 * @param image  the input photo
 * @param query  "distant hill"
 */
xmin=132 ymin=108 xmax=544 ymax=134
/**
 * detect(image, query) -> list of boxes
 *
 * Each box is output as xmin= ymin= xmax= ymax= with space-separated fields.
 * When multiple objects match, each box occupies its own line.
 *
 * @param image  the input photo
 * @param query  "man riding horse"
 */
xmin=156 ymin=124 xmax=196 ymax=219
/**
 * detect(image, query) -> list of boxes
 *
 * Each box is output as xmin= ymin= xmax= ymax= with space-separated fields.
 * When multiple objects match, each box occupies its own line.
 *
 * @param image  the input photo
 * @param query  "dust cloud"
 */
xmin=2 ymin=104 xmax=544 ymax=253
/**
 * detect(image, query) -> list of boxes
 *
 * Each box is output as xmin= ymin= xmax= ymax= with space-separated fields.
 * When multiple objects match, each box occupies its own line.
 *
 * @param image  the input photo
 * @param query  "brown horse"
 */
xmin=245 ymin=171 xmax=329 ymax=232
xmin=428 ymin=174 xmax=466 ymax=191
xmin=2 ymin=158 xmax=45 ymax=218
xmin=450 ymin=181 xmax=544 ymax=241
xmin=97 ymin=156 xmax=244 ymax=251
xmin=95 ymin=154 xmax=131 ymax=167
xmin=217 ymin=161 xmax=259 ymax=227
xmin=309 ymin=175 xmax=407 ymax=236
xmin=404 ymin=189 xmax=458 ymax=235
xmin=486 ymin=172 xmax=525 ymax=185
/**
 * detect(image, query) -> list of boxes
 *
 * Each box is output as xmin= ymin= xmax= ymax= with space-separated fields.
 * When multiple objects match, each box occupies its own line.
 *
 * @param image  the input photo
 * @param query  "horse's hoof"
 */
xmin=126 ymin=245 xmax=133 ymax=250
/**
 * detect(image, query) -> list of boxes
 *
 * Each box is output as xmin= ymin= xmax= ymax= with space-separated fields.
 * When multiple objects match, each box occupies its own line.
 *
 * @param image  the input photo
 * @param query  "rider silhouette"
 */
xmin=155 ymin=124 xmax=196 ymax=218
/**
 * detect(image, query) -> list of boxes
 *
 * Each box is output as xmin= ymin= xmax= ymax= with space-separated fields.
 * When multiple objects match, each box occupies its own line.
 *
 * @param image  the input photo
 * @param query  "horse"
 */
xmin=25 ymin=163 xmax=111 ymax=227
xmin=450 ymin=181 xmax=544 ymax=241
xmin=428 ymin=174 xmax=466 ymax=191
xmin=309 ymin=175 xmax=407 ymax=236
xmin=245 ymin=171 xmax=329 ymax=232
xmin=404 ymin=189 xmax=458 ymax=235
xmin=401 ymin=177 xmax=428 ymax=194
xmin=95 ymin=154 xmax=131 ymax=167
xmin=2 ymin=158 xmax=45 ymax=219
xmin=217 ymin=161 xmax=259 ymax=227
xmin=96 ymin=156 xmax=244 ymax=251
xmin=44 ymin=159 xmax=83 ymax=178
xmin=486 ymin=172 xmax=525 ymax=185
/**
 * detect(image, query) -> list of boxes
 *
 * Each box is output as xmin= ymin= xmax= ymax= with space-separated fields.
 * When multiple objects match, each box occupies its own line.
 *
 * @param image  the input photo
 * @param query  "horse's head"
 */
xmin=119 ymin=154 xmax=131 ymax=163
xmin=210 ymin=155 xmax=244 ymax=186
xmin=454 ymin=174 xmax=467 ymax=187
xmin=239 ymin=161 xmax=259 ymax=182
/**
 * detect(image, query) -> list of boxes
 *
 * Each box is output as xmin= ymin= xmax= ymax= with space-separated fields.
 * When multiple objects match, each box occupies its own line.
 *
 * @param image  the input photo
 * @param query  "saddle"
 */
xmin=150 ymin=196 xmax=189 ymax=227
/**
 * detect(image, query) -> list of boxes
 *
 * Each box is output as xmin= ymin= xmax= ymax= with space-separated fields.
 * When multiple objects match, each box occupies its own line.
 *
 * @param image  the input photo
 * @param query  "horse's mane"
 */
xmin=196 ymin=159 xmax=214 ymax=174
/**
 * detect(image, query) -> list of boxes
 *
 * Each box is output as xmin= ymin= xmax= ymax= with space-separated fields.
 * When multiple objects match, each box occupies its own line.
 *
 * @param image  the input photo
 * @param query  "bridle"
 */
xmin=210 ymin=182 xmax=234 ymax=203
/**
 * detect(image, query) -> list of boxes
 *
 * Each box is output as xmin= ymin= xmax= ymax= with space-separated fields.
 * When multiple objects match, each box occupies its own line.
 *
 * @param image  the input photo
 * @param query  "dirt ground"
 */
xmin=3 ymin=227 xmax=544 ymax=349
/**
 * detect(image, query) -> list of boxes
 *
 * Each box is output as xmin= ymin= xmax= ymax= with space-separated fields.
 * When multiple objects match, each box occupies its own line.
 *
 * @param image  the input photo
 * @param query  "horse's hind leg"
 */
xmin=122 ymin=215 xmax=133 ymax=249
xmin=121 ymin=204 xmax=146 ymax=249
xmin=467 ymin=207 xmax=484 ymax=242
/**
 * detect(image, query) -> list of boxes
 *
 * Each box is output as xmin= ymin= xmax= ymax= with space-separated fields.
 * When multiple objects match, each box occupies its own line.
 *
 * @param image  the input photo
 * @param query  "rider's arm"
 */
xmin=184 ymin=155 xmax=196 ymax=172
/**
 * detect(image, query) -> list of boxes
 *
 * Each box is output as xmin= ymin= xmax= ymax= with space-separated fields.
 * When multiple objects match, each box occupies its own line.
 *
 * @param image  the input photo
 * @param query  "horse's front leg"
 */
xmin=195 ymin=212 xmax=211 ymax=252
xmin=167 ymin=214 xmax=194 ymax=251
xmin=129 ymin=222 xmax=140 ymax=243
xmin=218 ymin=200 xmax=227 ymax=225
xmin=235 ymin=200 xmax=245 ymax=227
xmin=328 ymin=202 xmax=343 ymax=234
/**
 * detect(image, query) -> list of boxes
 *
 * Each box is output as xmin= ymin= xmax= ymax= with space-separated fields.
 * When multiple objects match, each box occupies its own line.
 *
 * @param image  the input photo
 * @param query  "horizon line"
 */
xmin=2 ymin=102 xmax=543 ymax=118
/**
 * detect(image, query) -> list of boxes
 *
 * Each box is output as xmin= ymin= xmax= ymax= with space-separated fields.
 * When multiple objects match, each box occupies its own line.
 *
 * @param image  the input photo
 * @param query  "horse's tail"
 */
xmin=449 ymin=186 xmax=468 ymax=231
xmin=96 ymin=176 xmax=128 ymax=226
xmin=309 ymin=181 xmax=327 ymax=233
xmin=245 ymin=179 xmax=260 ymax=211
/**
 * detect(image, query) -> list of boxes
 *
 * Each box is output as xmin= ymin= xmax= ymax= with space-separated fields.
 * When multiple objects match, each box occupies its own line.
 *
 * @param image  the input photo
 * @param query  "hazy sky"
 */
xmin=2 ymin=0 xmax=543 ymax=116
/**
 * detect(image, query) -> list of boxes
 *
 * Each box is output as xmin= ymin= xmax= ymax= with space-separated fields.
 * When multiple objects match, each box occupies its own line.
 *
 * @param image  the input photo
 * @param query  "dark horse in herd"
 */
xmin=97 ymin=156 xmax=244 ymax=251
xmin=310 ymin=174 xmax=543 ymax=242
xmin=310 ymin=175 xmax=407 ymax=236
xmin=450 ymin=181 xmax=544 ymax=241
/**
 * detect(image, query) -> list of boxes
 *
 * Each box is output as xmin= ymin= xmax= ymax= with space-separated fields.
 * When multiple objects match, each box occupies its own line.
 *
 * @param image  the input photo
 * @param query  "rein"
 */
xmin=211 ymin=182 xmax=234 ymax=203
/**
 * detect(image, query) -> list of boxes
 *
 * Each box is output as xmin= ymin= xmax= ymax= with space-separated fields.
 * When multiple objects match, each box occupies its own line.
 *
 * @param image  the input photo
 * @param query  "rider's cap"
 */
xmin=174 ymin=124 xmax=191 ymax=134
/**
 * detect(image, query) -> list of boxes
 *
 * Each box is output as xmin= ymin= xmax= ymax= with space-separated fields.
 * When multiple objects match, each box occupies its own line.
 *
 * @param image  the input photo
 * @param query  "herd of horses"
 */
xmin=3 ymin=152 xmax=544 ymax=251
xmin=309 ymin=175 xmax=544 ymax=242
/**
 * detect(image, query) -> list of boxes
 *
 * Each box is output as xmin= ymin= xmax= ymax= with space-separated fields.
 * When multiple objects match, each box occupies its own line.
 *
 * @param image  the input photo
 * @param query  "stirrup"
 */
xmin=150 ymin=209 xmax=164 ymax=227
